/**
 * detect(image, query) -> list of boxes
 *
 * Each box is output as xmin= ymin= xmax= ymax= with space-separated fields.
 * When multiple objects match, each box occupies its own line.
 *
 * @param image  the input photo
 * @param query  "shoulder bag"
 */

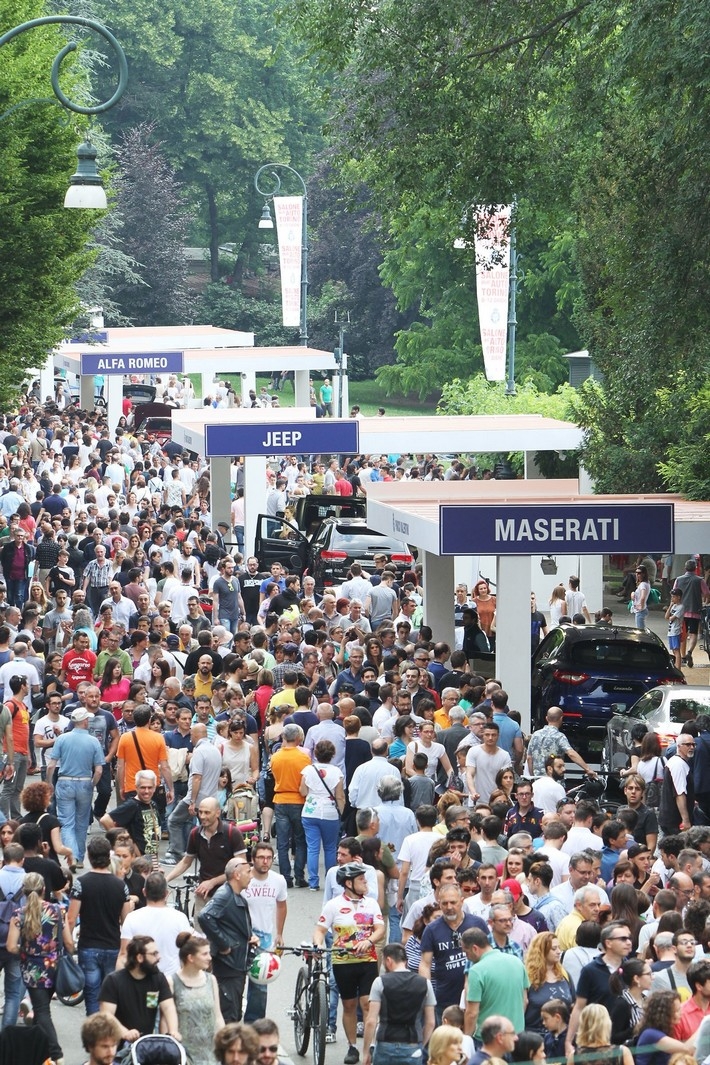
xmin=54 ymin=907 xmax=85 ymax=998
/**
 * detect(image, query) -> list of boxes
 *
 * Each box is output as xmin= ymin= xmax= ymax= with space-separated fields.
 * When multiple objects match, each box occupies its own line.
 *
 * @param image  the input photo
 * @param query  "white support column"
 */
xmin=40 ymin=355 xmax=54 ymax=406
xmin=240 ymin=370 xmax=256 ymax=407
xmin=495 ymin=555 xmax=533 ymax=733
xmin=201 ymin=372 xmax=213 ymax=403
xmin=422 ymin=552 xmax=455 ymax=653
xmin=244 ymin=455 xmax=267 ymax=559
xmin=579 ymin=553 xmax=604 ymax=618
xmin=105 ymin=376 xmax=122 ymax=438
xmin=294 ymin=369 xmax=310 ymax=409
xmin=80 ymin=375 xmax=94 ymax=412
xmin=210 ymin=457 xmax=232 ymax=536
xmin=523 ymin=451 xmax=545 ymax=479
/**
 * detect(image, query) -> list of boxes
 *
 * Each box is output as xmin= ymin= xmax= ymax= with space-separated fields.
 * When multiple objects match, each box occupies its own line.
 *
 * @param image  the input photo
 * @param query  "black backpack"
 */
xmin=0 ymin=882 xmax=24 ymax=950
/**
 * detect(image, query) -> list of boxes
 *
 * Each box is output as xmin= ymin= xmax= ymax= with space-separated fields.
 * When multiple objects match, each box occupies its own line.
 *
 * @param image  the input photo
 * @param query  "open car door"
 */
xmin=253 ymin=514 xmax=310 ymax=575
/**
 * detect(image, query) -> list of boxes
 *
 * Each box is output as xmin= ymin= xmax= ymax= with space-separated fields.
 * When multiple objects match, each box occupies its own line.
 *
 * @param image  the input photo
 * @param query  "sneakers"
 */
xmin=344 ymin=1046 xmax=359 ymax=1064
xmin=356 ymin=1022 xmax=364 ymax=1037
xmin=161 ymin=853 xmax=179 ymax=866
xmin=326 ymin=1030 xmax=337 ymax=1044
xmin=295 ymin=879 xmax=308 ymax=888
xmin=687 ymin=653 xmax=694 ymax=668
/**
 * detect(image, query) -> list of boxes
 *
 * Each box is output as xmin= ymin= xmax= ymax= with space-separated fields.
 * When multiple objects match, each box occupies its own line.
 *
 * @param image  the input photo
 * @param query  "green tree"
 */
xmin=0 ymin=0 xmax=96 ymax=403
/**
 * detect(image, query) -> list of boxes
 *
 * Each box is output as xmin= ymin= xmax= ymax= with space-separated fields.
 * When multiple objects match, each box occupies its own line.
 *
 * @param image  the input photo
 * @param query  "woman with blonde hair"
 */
xmin=428 ymin=1024 xmax=466 ymax=1065
xmin=568 ymin=1004 xmax=633 ymax=1065
xmin=6 ymin=871 xmax=64 ymax=1062
xmin=525 ymin=932 xmax=574 ymax=1032
xmin=549 ymin=584 xmax=568 ymax=628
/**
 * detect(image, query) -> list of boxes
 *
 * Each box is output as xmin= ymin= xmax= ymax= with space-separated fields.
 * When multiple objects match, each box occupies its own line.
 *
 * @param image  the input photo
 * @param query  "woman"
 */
xmin=495 ymin=767 xmax=516 ymax=805
xmin=299 ymin=739 xmax=344 ymax=891
xmin=473 ymin=579 xmax=496 ymax=639
xmin=568 ymin=1003 xmax=633 ymax=1065
xmin=99 ymin=656 xmax=132 ymax=718
xmin=28 ymin=582 xmax=48 ymax=617
xmin=502 ymin=847 xmax=527 ymax=883
xmin=405 ymin=721 xmax=452 ymax=784
xmin=405 ymin=903 xmax=441 ymax=973
xmin=74 ymin=607 xmax=98 ymax=650
xmin=19 ymin=782 xmax=73 ymax=868
xmin=6 ymin=872 xmax=63 ymax=1063
xmin=635 ymin=731 xmax=666 ymax=800
xmin=548 ymin=584 xmax=568 ymax=628
xmin=609 ymin=884 xmax=644 ymax=951
xmin=635 ymin=991 xmax=696 ymax=1065
xmin=632 ymin=564 xmax=651 ymax=629
xmin=562 ymin=921 xmax=602 ymax=988
xmin=428 ymin=1025 xmax=466 ymax=1065
xmin=363 ymin=637 xmax=384 ymax=675
xmin=525 ymin=932 xmax=575 ymax=1032
xmin=146 ymin=658 xmax=171 ymax=701
xmin=217 ymin=767 xmax=233 ymax=817
xmin=113 ymin=839 xmax=146 ymax=909
xmin=169 ymin=933 xmax=223 ymax=1065
xmin=388 ymin=715 xmax=417 ymax=760
xmin=610 ymin=958 xmax=653 ymax=1044
xmin=221 ymin=719 xmax=259 ymax=791
xmin=125 ymin=532 xmax=141 ymax=561
xmin=516 ymin=1033 xmax=546 ymax=1063
xmin=0 ymin=820 xmax=20 ymax=856
xmin=258 ymin=705 xmax=290 ymax=843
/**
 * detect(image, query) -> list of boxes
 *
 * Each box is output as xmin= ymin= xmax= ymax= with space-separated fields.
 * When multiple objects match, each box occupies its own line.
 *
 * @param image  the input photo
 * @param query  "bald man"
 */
xmin=303 ymin=703 xmax=346 ymax=772
xmin=164 ymin=793 xmax=246 ymax=912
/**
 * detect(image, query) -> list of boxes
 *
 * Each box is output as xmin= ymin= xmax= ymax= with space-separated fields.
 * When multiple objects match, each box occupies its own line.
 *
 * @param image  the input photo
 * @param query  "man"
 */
xmin=659 ymin=733 xmax=696 ymax=834
xmin=99 ymin=934 xmax=180 ymax=1043
xmin=532 ymin=755 xmax=567 ymax=814
xmin=73 ymin=683 xmax=119 ymax=821
xmin=271 ymin=722 xmax=309 ymax=888
xmin=469 ymin=1016 xmax=519 ymax=1065
xmin=198 ymin=856 xmax=257 ymax=1023
xmin=365 ymin=571 xmax=398 ymax=630
xmin=349 ymin=738 xmax=396 ymax=811
xmin=93 ymin=627 xmax=132 ymax=681
xmin=314 ymin=861 xmax=385 ymax=1065
xmin=100 ymin=769 xmax=162 ymax=860
xmin=527 ymin=861 xmax=569 ymax=932
xmin=465 ymin=722 xmax=511 ymax=805
xmin=438 ymin=705 xmax=469 ymax=761
xmin=504 ymin=780 xmax=543 ymax=839
xmin=566 ymin=922 xmax=633 ymax=1051
xmin=304 ymin=704 xmax=346 ymax=773
xmin=163 ymin=721 xmax=222 ymax=863
xmin=0 ymin=674 xmax=31 ymax=819
xmin=0 ymin=841 xmax=25 ymax=1027
xmin=561 ymin=801 xmax=603 ymax=855
xmin=487 ymin=902 xmax=524 ymax=959
xmin=673 ymin=558 xmax=710 ymax=667
xmin=99 ymin=581 xmax=134 ymax=630
xmin=535 ymin=822 xmax=571 ymax=886
xmin=242 ymin=842 xmax=288 ymax=1023
xmin=45 ymin=707 xmax=104 ymax=868
xmin=341 ymin=563 xmax=373 ymax=604
xmin=115 ymin=704 xmax=173 ymax=805
xmin=82 ymin=543 xmax=113 ymax=617
xmin=61 ymin=631 xmax=97 ymax=692
xmin=80 ymin=1013 xmax=122 ymax=1065
xmin=118 ymin=871 xmax=191 ymax=976
xmin=213 ymin=556 xmax=245 ymax=635
xmin=674 ymin=960 xmax=710 ymax=1039
xmin=526 ymin=706 xmax=597 ymax=777
xmin=402 ymin=862 xmax=460 ymax=944
xmin=650 ymin=929 xmax=697 ymax=995
xmin=397 ymin=804 xmax=438 ymax=914
xmin=252 ymin=1019 xmax=287 ymax=1065
xmin=364 ymin=942 xmax=436 ymax=1065
xmin=462 ymin=926 xmax=529 ymax=1038
xmin=555 ymin=887 xmax=602 ymax=950
xmin=164 ymin=796 xmax=246 ymax=909
xmin=330 ymin=647 xmax=366 ymax=699
xmin=0 ymin=526 xmax=35 ymax=607
xmin=41 ymin=587 xmax=73 ymax=653
xmin=419 ymin=883 xmax=488 ymax=1022
xmin=464 ymin=863 xmax=498 ymax=921
xmin=550 ymin=851 xmax=606 ymax=912
xmin=66 ymin=835 xmax=131 ymax=1015
xmin=565 ymin=576 xmax=591 ymax=624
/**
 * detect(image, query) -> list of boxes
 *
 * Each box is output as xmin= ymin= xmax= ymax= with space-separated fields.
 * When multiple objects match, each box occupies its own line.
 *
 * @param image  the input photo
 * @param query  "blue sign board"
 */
xmin=440 ymin=503 xmax=675 ymax=556
xmin=205 ymin=419 xmax=359 ymax=457
xmin=80 ymin=351 xmax=184 ymax=376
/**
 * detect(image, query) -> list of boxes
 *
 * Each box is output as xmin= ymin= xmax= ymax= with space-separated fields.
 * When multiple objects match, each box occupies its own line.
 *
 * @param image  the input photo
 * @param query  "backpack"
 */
xmin=645 ymin=757 xmax=665 ymax=808
xmin=0 ymin=882 xmax=23 ymax=949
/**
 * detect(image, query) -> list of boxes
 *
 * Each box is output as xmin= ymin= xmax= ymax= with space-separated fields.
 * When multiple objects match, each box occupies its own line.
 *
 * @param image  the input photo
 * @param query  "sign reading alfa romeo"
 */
xmin=80 ymin=351 xmax=184 ymax=376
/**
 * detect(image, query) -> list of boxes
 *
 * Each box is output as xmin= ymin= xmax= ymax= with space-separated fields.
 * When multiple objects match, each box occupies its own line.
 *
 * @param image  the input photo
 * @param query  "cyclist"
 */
xmin=313 ymin=861 xmax=385 ymax=1065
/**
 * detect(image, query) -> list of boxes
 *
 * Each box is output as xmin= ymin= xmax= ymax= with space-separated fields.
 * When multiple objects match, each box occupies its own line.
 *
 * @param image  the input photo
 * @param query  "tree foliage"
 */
xmin=0 ymin=0 xmax=96 ymax=403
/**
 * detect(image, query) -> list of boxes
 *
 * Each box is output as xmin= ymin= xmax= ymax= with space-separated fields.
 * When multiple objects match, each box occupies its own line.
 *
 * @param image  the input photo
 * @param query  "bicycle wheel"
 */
xmin=704 ymin=617 xmax=710 ymax=657
xmin=311 ymin=977 xmax=328 ymax=1065
xmin=293 ymin=966 xmax=311 ymax=1056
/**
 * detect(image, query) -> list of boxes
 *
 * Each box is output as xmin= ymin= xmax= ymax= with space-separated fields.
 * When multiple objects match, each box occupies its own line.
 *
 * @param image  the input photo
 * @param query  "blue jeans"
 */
xmin=373 ymin=1045 xmax=423 ymax=1065
xmin=635 ymin=609 xmax=649 ymax=629
xmin=388 ymin=907 xmax=402 ymax=944
xmin=0 ymin=951 xmax=22 ymax=1027
xmin=6 ymin=579 xmax=28 ymax=609
xmin=79 ymin=946 xmax=119 ymax=1015
xmin=274 ymin=803 xmax=306 ymax=884
xmin=168 ymin=797 xmax=196 ymax=857
xmin=55 ymin=777 xmax=94 ymax=862
xmin=0 ymin=753 xmax=28 ymax=820
xmin=244 ymin=979 xmax=267 ymax=1023
xmin=303 ymin=816 xmax=340 ymax=889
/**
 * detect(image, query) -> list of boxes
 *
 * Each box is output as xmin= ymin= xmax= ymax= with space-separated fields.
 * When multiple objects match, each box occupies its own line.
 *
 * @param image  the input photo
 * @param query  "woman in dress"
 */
xmin=610 ymin=958 xmax=654 ymax=1045
xmin=6 ymin=872 xmax=64 ymax=1062
xmin=525 ymin=931 xmax=575 ymax=1033
xmin=473 ymin=579 xmax=496 ymax=641
xmin=170 ymin=933 xmax=223 ymax=1065
xmin=300 ymin=739 xmax=345 ymax=891
xmin=632 ymin=564 xmax=651 ymax=629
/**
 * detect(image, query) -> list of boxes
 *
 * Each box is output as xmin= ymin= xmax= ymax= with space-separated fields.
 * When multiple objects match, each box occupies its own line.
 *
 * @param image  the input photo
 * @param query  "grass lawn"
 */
xmin=207 ymin=373 xmax=439 ymax=416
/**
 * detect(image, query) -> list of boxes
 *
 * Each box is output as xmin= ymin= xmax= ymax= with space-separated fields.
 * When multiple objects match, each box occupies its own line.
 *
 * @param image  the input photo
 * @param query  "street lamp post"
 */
xmin=0 ymin=15 xmax=128 ymax=207
xmin=254 ymin=163 xmax=308 ymax=346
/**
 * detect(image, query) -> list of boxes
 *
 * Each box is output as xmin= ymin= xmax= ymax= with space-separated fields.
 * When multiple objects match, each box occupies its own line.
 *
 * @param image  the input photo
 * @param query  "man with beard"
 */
xmin=99 ymin=934 xmax=180 ymax=1043
xmin=532 ymin=755 xmax=567 ymax=814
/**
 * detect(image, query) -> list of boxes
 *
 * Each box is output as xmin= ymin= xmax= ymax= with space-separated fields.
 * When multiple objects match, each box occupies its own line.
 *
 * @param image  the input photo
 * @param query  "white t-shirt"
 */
xmin=397 ymin=831 xmax=437 ymax=883
xmin=533 ymin=776 xmax=566 ymax=814
xmin=561 ymin=825 xmax=603 ymax=856
xmin=406 ymin=739 xmax=446 ymax=782
xmin=33 ymin=713 xmax=69 ymax=769
xmin=120 ymin=906 xmax=191 ymax=976
xmin=301 ymin=763 xmax=343 ymax=821
xmin=464 ymin=894 xmax=492 ymax=921
xmin=535 ymin=846 xmax=570 ymax=887
xmin=243 ymin=870 xmax=288 ymax=949
xmin=464 ymin=744 xmax=511 ymax=804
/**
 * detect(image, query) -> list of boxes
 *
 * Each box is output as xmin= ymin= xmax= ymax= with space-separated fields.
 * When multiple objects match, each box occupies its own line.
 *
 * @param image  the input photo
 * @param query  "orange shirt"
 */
xmin=4 ymin=698 xmax=30 ymax=757
xmin=271 ymin=746 xmax=310 ymax=804
xmin=117 ymin=727 xmax=168 ymax=792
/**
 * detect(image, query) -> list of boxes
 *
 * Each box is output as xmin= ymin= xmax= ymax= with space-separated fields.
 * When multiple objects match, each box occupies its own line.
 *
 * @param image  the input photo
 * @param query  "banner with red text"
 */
xmin=474 ymin=205 xmax=511 ymax=382
xmin=273 ymin=196 xmax=303 ymax=328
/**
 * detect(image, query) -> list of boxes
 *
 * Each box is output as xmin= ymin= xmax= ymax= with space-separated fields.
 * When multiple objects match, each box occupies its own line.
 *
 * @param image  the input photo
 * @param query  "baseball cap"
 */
xmin=282 ymin=643 xmax=300 ymax=655
xmin=71 ymin=708 xmax=91 ymax=722
xmin=166 ymin=634 xmax=180 ymax=648
xmin=501 ymin=878 xmax=523 ymax=901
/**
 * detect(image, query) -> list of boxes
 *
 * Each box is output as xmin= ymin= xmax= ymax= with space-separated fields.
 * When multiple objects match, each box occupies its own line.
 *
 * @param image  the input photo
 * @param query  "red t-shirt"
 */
xmin=61 ymin=649 xmax=98 ymax=690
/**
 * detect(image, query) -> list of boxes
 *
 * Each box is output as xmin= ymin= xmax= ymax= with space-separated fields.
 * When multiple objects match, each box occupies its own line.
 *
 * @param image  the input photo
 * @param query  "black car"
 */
xmin=253 ymin=514 xmax=415 ymax=591
xmin=531 ymin=623 xmax=685 ymax=756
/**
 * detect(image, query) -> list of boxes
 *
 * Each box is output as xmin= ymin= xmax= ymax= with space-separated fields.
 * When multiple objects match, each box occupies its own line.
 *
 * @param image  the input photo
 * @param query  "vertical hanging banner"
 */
xmin=273 ymin=195 xmax=303 ymax=328
xmin=474 ymin=205 xmax=512 ymax=382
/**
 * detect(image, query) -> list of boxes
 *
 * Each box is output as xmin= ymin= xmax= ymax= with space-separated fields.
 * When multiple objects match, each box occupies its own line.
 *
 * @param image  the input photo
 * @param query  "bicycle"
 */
xmin=283 ymin=944 xmax=341 ymax=1065
xmin=172 ymin=873 xmax=200 ymax=920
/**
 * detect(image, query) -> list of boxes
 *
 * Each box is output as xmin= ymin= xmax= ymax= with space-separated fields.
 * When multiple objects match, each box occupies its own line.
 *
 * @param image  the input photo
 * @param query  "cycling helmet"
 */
xmin=336 ymin=861 xmax=368 ymax=886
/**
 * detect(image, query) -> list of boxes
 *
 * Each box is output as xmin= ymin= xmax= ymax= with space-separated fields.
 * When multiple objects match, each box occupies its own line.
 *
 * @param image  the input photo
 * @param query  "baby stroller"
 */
xmin=130 ymin=1035 xmax=187 ymax=1065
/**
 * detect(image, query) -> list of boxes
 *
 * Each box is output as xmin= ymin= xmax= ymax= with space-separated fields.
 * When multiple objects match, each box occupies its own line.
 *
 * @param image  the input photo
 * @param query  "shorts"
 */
xmin=332 ymin=960 xmax=378 ymax=1001
xmin=685 ymin=617 xmax=700 ymax=634
xmin=669 ymin=634 xmax=681 ymax=650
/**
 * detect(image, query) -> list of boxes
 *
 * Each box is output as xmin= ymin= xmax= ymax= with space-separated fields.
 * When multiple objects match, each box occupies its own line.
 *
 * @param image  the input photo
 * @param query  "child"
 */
xmin=665 ymin=587 xmax=685 ymax=670
xmin=409 ymin=752 xmax=437 ymax=811
xmin=540 ymin=999 xmax=570 ymax=1058
xmin=440 ymin=1005 xmax=474 ymax=1065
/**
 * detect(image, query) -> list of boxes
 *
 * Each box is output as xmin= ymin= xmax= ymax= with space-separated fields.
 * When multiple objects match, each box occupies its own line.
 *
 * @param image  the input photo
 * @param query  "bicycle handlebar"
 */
xmin=274 ymin=944 xmax=353 ymax=958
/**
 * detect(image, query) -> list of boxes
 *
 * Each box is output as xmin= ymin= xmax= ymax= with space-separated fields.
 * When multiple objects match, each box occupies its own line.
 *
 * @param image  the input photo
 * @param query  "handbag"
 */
xmin=54 ymin=908 xmax=85 ymax=998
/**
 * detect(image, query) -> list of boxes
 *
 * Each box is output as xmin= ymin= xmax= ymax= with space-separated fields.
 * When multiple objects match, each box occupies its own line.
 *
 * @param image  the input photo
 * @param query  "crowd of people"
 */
xmin=0 ymin=393 xmax=708 ymax=1065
